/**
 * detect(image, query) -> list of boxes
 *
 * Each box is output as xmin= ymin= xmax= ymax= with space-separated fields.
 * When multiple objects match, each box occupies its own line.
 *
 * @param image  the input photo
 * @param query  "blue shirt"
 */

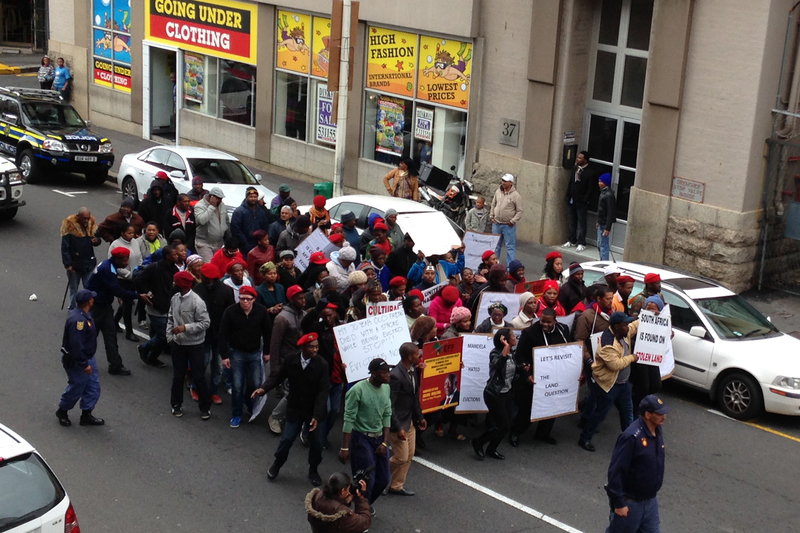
xmin=606 ymin=417 xmax=665 ymax=509
xmin=53 ymin=65 xmax=71 ymax=89
xmin=86 ymin=259 xmax=140 ymax=307
xmin=62 ymin=308 xmax=98 ymax=367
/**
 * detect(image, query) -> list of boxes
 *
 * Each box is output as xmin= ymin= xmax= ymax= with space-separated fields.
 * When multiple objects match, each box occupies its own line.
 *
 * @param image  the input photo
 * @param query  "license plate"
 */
xmin=74 ymin=155 xmax=97 ymax=162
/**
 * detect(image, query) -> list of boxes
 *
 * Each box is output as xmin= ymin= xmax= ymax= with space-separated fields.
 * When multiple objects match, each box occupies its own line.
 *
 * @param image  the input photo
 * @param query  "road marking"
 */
xmin=707 ymin=409 xmax=800 ymax=444
xmin=413 ymin=456 xmax=585 ymax=533
xmin=118 ymin=322 xmax=149 ymax=340
xmin=17 ymin=73 xmax=37 ymax=77
xmin=53 ymin=189 xmax=88 ymax=198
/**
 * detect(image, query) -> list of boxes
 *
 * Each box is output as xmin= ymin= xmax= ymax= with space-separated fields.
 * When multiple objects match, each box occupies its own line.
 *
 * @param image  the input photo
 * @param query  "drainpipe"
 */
xmin=776 ymin=2 xmax=800 ymax=137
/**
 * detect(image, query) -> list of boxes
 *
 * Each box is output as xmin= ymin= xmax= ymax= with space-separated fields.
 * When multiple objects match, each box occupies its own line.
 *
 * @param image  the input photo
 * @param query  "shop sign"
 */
xmin=376 ymin=96 xmax=405 ymax=156
xmin=316 ymin=84 xmax=336 ymax=144
xmin=311 ymin=16 xmax=332 ymax=78
xmin=417 ymin=36 xmax=472 ymax=109
xmin=414 ymin=107 xmax=433 ymax=142
xmin=366 ymin=26 xmax=417 ymax=98
xmin=276 ymin=10 xmax=311 ymax=74
xmin=92 ymin=0 xmax=132 ymax=93
xmin=146 ymin=0 xmax=258 ymax=63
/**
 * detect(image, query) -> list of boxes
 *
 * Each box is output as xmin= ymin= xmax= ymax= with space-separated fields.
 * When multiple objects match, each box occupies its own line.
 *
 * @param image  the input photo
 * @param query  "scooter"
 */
xmin=418 ymin=162 xmax=475 ymax=228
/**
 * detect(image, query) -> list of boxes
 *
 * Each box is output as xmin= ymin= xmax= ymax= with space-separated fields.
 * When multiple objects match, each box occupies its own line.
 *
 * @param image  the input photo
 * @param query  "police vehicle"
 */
xmin=0 ymin=87 xmax=114 ymax=185
xmin=0 ymin=155 xmax=24 ymax=220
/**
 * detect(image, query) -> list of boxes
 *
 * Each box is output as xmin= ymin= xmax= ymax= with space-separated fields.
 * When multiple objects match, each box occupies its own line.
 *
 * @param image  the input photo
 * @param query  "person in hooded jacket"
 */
xmin=305 ymin=472 xmax=371 ymax=533
xmin=277 ymin=215 xmax=312 ymax=254
xmin=386 ymin=233 xmax=417 ymax=290
xmin=138 ymin=180 xmax=172 ymax=234
xmin=559 ymin=262 xmax=586 ymax=314
xmin=231 ymin=186 xmax=272 ymax=260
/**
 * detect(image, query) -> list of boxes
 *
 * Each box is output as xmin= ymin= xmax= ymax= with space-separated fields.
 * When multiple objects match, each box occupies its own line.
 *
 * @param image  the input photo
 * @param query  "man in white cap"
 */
xmin=327 ymin=244 xmax=357 ymax=291
xmin=603 ymin=264 xmax=621 ymax=293
xmin=490 ymin=173 xmax=523 ymax=263
xmin=194 ymin=187 xmax=229 ymax=261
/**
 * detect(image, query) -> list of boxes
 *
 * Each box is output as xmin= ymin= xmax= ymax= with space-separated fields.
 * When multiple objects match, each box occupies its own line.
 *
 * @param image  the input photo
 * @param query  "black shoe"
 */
xmin=308 ymin=468 xmax=322 ymax=487
xmin=200 ymin=409 xmax=211 ymax=421
xmin=172 ymin=406 xmax=183 ymax=418
xmin=486 ymin=450 xmax=505 ymax=460
xmin=370 ymin=506 xmax=376 ymax=517
xmin=536 ymin=436 xmax=558 ymax=445
xmin=509 ymin=434 xmax=519 ymax=447
xmin=125 ymin=332 xmax=139 ymax=342
xmin=138 ymin=345 xmax=150 ymax=365
xmin=79 ymin=411 xmax=105 ymax=426
xmin=388 ymin=487 xmax=415 ymax=496
xmin=267 ymin=462 xmax=281 ymax=480
xmin=150 ymin=357 xmax=166 ymax=369
xmin=55 ymin=409 xmax=71 ymax=427
xmin=322 ymin=440 xmax=331 ymax=450
xmin=116 ymin=324 xmax=124 ymax=333
xmin=108 ymin=366 xmax=131 ymax=376
xmin=578 ymin=439 xmax=596 ymax=452
xmin=471 ymin=438 xmax=485 ymax=460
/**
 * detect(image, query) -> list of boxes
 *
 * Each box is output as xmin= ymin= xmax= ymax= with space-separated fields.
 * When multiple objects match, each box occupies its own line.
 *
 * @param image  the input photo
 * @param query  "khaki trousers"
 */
xmin=388 ymin=425 xmax=416 ymax=491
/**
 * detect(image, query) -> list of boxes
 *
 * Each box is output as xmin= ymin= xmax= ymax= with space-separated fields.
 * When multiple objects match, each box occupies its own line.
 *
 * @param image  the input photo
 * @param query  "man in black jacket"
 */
xmin=386 ymin=233 xmax=417 ymax=290
xmin=134 ymin=245 xmax=180 ymax=368
xmin=564 ymin=151 xmax=595 ymax=252
xmin=253 ymin=332 xmax=330 ymax=487
xmin=60 ymin=207 xmax=101 ymax=310
xmin=165 ymin=194 xmax=196 ymax=251
xmin=596 ymin=173 xmax=616 ymax=261
xmin=387 ymin=342 xmax=427 ymax=496
xmin=138 ymin=180 xmax=172 ymax=235
xmin=559 ymin=262 xmax=586 ymax=314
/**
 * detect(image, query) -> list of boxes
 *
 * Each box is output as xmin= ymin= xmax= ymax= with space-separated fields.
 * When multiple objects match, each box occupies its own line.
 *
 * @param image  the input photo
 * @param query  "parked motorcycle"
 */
xmin=418 ymin=162 xmax=475 ymax=229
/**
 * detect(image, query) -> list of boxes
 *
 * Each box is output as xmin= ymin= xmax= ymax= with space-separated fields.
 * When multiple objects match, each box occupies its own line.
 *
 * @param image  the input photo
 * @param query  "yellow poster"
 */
xmin=311 ymin=16 xmax=332 ymax=78
xmin=276 ymin=10 xmax=311 ymax=75
xmin=417 ymin=36 xmax=472 ymax=109
xmin=366 ymin=26 xmax=417 ymax=98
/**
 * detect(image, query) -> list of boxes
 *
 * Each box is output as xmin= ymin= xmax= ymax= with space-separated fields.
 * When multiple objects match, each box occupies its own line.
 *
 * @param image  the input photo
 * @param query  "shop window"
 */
xmin=275 ymin=71 xmax=308 ymax=141
xmin=362 ymin=93 xmax=413 ymax=165
xmin=91 ymin=0 xmax=132 ymax=92
xmin=183 ymin=53 xmax=256 ymax=127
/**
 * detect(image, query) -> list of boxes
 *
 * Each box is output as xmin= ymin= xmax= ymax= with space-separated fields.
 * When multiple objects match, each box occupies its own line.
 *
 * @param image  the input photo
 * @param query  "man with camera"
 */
xmin=305 ymin=472 xmax=371 ymax=533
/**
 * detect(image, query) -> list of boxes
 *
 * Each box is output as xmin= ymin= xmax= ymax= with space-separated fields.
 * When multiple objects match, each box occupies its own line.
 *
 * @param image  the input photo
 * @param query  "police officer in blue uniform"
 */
xmin=55 ymin=289 xmax=105 ymax=427
xmin=605 ymin=394 xmax=670 ymax=533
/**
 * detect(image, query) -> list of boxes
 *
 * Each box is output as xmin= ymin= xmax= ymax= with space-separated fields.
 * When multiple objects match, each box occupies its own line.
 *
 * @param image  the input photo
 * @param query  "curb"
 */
xmin=0 ymin=64 xmax=39 ymax=75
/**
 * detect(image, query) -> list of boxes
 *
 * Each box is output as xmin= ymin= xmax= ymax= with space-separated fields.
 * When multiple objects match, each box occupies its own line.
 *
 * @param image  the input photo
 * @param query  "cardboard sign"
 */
xmin=515 ymin=279 xmax=547 ymax=297
xmin=294 ymin=229 xmax=337 ymax=271
xmin=475 ymin=291 xmax=522 ymax=326
xmin=334 ymin=308 xmax=411 ymax=383
xmin=419 ymin=337 xmax=463 ymax=414
xmin=421 ymin=282 xmax=448 ymax=308
xmin=530 ymin=342 xmax=583 ymax=422
xmin=634 ymin=308 xmax=673 ymax=369
xmin=463 ymin=231 xmax=501 ymax=271
xmin=366 ymin=301 xmax=402 ymax=317
xmin=455 ymin=334 xmax=493 ymax=414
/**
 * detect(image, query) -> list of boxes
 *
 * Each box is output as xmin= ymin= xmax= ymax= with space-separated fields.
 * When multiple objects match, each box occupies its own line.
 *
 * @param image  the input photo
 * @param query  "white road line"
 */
xmin=413 ymin=456 xmax=585 ymax=533
xmin=118 ymin=322 xmax=149 ymax=340
xmin=52 ymin=189 xmax=88 ymax=198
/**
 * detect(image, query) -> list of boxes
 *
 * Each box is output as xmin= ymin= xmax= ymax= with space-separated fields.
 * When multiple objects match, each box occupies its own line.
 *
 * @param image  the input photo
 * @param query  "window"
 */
xmin=145 ymin=148 xmax=171 ymax=166
xmin=0 ymin=453 xmax=65 ymax=530
xmin=274 ymin=71 xmax=308 ymax=141
xmin=186 ymin=158 xmax=259 ymax=185
xmin=693 ymin=295 xmax=779 ymax=340
xmin=662 ymin=291 xmax=704 ymax=333
xmin=183 ymin=53 xmax=257 ymax=127
xmin=166 ymin=152 xmax=186 ymax=172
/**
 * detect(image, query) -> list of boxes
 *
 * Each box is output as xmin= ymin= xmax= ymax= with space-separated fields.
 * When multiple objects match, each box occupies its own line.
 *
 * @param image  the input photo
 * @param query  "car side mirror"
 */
xmin=255 ymin=173 xmax=262 ymax=182
xmin=3 ymin=113 xmax=18 ymax=124
xmin=85 ymin=120 xmax=91 ymax=127
xmin=169 ymin=170 xmax=186 ymax=180
xmin=767 ymin=316 xmax=772 ymax=323
xmin=689 ymin=326 xmax=707 ymax=339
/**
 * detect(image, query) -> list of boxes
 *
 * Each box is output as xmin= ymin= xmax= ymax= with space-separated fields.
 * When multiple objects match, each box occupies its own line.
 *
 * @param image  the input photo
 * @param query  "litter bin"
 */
xmin=313 ymin=181 xmax=333 ymax=199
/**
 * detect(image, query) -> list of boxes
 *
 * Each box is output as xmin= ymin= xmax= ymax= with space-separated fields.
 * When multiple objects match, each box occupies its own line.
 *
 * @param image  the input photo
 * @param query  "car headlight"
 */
xmin=43 ymin=139 xmax=66 ymax=151
xmin=7 ymin=171 xmax=21 ymax=183
xmin=772 ymin=376 xmax=800 ymax=389
xmin=99 ymin=142 xmax=113 ymax=153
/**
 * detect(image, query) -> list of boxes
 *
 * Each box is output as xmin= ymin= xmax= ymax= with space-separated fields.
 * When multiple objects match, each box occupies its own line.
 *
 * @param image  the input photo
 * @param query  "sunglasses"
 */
xmin=239 ymin=297 xmax=254 ymax=302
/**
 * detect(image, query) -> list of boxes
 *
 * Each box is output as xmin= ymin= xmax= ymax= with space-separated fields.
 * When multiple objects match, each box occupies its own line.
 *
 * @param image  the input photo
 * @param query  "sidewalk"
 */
xmin=0 ymin=51 xmax=42 ymax=75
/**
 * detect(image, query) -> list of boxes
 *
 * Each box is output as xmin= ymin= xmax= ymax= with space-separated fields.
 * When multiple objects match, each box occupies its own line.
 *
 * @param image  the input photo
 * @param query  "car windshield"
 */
xmin=187 ymin=158 xmax=257 ymax=185
xmin=694 ymin=295 xmax=780 ymax=340
xmin=22 ymin=102 xmax=85 ymax=128
xmin=0 ymin=453 xmax=65 ymax=532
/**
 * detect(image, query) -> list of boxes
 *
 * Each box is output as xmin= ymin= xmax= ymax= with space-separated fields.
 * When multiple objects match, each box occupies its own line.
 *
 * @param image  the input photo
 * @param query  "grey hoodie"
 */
xmin=166 ymin=291 xmax=210 ymax=346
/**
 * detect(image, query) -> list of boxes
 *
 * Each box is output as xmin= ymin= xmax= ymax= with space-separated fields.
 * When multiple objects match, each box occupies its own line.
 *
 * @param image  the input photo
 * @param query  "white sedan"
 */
xmin=581 ymin=261 xmax=800 ymax=419
xmin=116 ymin=146 xmax=276 ymax=218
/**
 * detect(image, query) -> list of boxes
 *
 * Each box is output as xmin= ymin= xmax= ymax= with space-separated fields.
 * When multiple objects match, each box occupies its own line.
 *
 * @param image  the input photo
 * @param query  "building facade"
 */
xmin=48 ymin=0 xmax=793 ymax=292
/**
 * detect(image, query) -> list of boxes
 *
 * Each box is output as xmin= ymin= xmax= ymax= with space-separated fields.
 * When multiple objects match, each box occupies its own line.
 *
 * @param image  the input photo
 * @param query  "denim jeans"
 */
xmin=580 ymin=380 xmax=633 ymax=443
xmin=230 ymin=349 xmax=261 ymax=417
xmin=492 ymin=222 xmax=517 ymax=263
xmin=606 ymin=496 xmax=660 ymax=533
xmin=567 ymin=203 xmax=588 ymax=246
xmin=203 ymin=340 xmax=223 ymax=395
xmin=143 ymin=314 xmax=168 ymax=359
xmin=597 ymin=224 xmax=611 ymax=261
xmin=67 ymin=269 xmax=93 ymax=310
xmin=274 ymin=414 xmax=322 ymax=468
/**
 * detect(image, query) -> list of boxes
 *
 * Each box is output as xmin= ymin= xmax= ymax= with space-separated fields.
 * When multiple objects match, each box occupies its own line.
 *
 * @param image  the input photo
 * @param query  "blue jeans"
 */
xmin=606 ymin=496 xmax=660 ymax=533
xmin=350 ymin=431 xmax=391 ymax=505
xmin=230 ymin=349 xmax=261 ymax=417
xmin=67 ymin=270 xmax=93 ymax=310
xmin=59 ymin=356 xmax=100 ymax=411
xmin=598 ymin=224 xmax=611 ymax=260
xmin=492 ymin=222 xmax=517 ymax=263
xmin=275 ymin=415 xmax=323 ymax=468
xmin=580 ymin=380 xmax=633 ymax=443
xmin=203 ymin=340 xmax=223 ymax=395
xmin=143 ymin=314 xmax=168 ymax=359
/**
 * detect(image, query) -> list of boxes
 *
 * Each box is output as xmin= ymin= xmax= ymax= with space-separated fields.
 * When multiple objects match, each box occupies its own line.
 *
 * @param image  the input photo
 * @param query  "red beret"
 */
xmin=309 ymin=251 xmax=328 ymax=265
xmin=227 ymin=259 xmax=246 ymax=272
xmin=617 ymin=275 xmax=635 ymax=284
xmin=239 ymin=286 xmax=257 ymax=298
xmin=543 ymin=280 xmax=560 ymax=294
xmin=110 ymin=246 xmax=131 ymax=258
xmin=441 ymin=285 xmax=460 ymax=304
xmin=644 ymin=273 xmax=661 ymax=284
xmin=287 ymin=284 xmax=304 ymax=300
xmin=326 ymin=302 xmax=339 ymax=310
xmin=389 ymin=276 xmax=407 ymax=287
xmin=313 ymin=195 xmax=326 ymax=208
xmin=200 ymin=263 xmax=221 ymax=280
xmin=408 ymin=289 xmax=424 ymax=300
xmin=297 ymin=332 xmax=319 ymax=346
xmin=545 ymin=251 xmax=562 ymax=262
xmin=373 ymin=222 xmax=389 ymax=232
xmin=481 ymin=250 xmax=495 ymax=262
xmin=155 ymin=170 xmax=169 ymax=180
xmin=329 ymin=233 xmax=344 ymax=245
xmin=173 ymin=270 xmax=195 ymax=289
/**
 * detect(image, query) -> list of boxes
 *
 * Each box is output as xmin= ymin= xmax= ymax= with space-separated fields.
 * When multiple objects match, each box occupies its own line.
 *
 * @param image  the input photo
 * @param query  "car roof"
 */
xmin=326 ymin=195 xmax=439 ymax=214
xmin=0 ymin=423 xmax=35 ymax=460
xmin=145 ymin=146 xmax=239 ymax=160
xmin=581 ymin=260 xmax=735 ymax=298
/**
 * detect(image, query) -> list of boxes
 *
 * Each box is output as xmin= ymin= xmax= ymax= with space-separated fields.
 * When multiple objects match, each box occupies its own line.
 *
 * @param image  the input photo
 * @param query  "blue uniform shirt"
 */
xmin=606 ymin=417 xmax=665 ymax=509
xmin=62 ymin=308 xmax=98 ymax=368
xmin=53 ymin=65 xmax=71 ymax=89
xmin=86 ymin=259 xmax=140 ymax=307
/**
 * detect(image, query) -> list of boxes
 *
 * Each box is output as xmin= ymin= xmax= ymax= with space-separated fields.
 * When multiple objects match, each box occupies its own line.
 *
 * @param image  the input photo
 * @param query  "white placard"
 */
xmin=366 ymin=301 xmax=402 ymax=317
xmin=634 ymin=308 xmax=673 ymax=369
xmin=333 ymin=308 xmax=411 ymax=383
xmin=530 ymin=342 xmax=583 ymax=421
xmin=463 ymin=231 xmax=502 ymax=271
xmin=294 ymin=229 xmax=337 ymax=271
xmin=476 ymin=292 xmax=523 ymax=325
xmin=455 ymin=334 xmax=493 ymax=413
xmin=421 ymin=282 xmax=448 ymax=308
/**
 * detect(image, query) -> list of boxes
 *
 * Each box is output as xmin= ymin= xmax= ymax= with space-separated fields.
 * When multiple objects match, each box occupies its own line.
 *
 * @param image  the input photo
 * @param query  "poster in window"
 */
xmin=92 ymin=0 xmax=112 ymax=30
xmin=184 ymin=53 xmax=205 ymax=104
xmin=93 ymin=29 xmax=113 ymax=60
xmin=376 ymin=96 xmax=405 ymax=156
xmin=311 ymin=16 xmax=331 ymax=78
xmin=93 ymin=0 xmax=132 ymax=92
xmin=366 ymin=26 xmax=417 ymax=98
xmin=316 ymin=84 xmax=336 ymax=145
xmin=276 ymin=10 xmax=312 ymax=75
xmin=417 ymin=36 xmax=472 ymax=110
xmin=414 ymin=107 xmax=433 ymax=142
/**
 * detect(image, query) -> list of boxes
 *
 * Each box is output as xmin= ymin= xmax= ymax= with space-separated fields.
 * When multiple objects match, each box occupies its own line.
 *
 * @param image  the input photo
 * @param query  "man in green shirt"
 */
xmin=339 ymin=358 xmax=392 ymax=514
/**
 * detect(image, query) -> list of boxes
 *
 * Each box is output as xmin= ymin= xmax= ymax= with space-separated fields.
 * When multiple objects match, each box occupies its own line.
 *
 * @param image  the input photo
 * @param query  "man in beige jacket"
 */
xmin=490 ymin=173 xmax=523 ymax=262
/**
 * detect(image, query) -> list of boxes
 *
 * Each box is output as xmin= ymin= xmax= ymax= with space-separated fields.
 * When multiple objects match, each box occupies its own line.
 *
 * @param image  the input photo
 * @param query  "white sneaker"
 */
xmin=576 ymin=245 xmax=586 ymax=252
xmin=563 ymin=242 xmax=574 ymax=248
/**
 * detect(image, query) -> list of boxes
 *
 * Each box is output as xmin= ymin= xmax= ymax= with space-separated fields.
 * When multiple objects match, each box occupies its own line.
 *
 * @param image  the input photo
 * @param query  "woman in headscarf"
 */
xmin=246 ymin=229 xmax=275 ymax=286
xmin=631 ymin=295 xmax=666 ymax=409
xmin=441 ymin=306 xmax=473 ymax=339
xmin=475 ymin=302 xmax=514 ymax=333
xmin=534 ymin=280 xmax=566 ymax=317
xmin=467 ymin=263 xmax=511 ymax=322
xmin=540 ymin=251 xmax=566 ymax=285
xmin=185 ymin=254 xmax=205 ymax=283
xmin=511 ymin=292 xmax=537 ymax=329
xmin=255 ymin=261 xmax=287 ymax=316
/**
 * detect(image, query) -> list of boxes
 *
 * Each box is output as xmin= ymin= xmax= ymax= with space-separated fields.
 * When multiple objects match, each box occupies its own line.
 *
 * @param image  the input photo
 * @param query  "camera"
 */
xmin=349 ymin=465 xmax=375 ymax=495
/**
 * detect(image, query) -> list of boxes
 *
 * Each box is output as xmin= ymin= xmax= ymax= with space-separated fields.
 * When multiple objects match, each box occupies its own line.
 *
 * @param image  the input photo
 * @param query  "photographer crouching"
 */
xmin=306 ymin=471 xmax=372 ymax=532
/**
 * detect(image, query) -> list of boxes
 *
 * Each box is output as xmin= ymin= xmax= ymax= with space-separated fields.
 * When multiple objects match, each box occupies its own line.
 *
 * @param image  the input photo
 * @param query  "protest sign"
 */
xmin=463 ymin=231 xmax=501 ymax=270
xmin=419 ymin=337 xmax=464 ymax=414
xmin=515 ymin=279 xmax=547 ymax=297
xmin=455 ymin=334 xmax=492 ymax=414
xmin=366 ymin=301 xmax=402 ymax=317
xmin=334 ymin=308 xmax=410 ymax=383
xmin=421 ymin=282 xmax=448 ymax=308
xmin=294 ymin=229 xmax=337 ymax=271
xmin=476 ymin=292 xmax=522 ymax=325
xmin=634 ymin=308 xmax=673 ymax=372
xmin=492 ymin=327 xmax=522 ymax=342
xmin=530 ymin=342 xmax=583 ymax=421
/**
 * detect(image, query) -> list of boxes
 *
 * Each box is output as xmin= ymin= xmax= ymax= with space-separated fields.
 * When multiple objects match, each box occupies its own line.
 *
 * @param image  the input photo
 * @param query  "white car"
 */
xmin=581 ymin=261 xmax=800 ymax=420
xmin=299 ymin=194 xmax=463 ymax=255
xmin=0 ymin=423 xmax=79 ymax=532
xmin=116 ymin=146 xmax=276 ymax=218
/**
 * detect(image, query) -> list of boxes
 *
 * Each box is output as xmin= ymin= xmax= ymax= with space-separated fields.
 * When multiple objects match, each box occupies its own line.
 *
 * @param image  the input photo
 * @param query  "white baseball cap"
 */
xmin=501 ymin=173 xmax=515 ymax=183
xmin=603 ymin=264 xmax=621 ymax=276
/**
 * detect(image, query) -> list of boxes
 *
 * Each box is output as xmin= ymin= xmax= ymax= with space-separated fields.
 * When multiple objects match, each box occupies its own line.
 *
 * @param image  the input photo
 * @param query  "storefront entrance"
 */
xmin=148 ymin=47 xmax=176 ymax=142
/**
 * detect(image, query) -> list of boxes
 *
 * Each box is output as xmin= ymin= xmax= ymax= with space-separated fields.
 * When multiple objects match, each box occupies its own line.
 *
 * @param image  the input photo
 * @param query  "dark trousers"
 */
xmin=275 ymin=414 xmax=322 ymax=468
xmin=606 ymin=496 xmax=660 ymax=533
xmin=59 ymin=356 xmax=100 ymax=411
xmin=143 ymin=314 xmax=168 ymax=359
xmin=350 ymin=431 xmax=390 ymax=505
xmin=91 ymin=303 xmax=124 ymax=370
xmin=567 ymin=203 xmax=588 ymax=246
xmin=631 ymin=363 xmax=662 ymax=414
xmin=476 ymin=391 xmax=513 ymax=452
xmin=580 ymin=380 xmax=633 ymax=443
xmin=171 ymin=342 xmax=211 ymax=411
xmin=511 ymin=385 xmax=555 ymax=439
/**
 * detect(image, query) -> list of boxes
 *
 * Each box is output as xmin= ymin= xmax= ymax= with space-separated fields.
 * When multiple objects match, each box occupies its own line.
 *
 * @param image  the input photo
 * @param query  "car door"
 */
xmin=137 ymin=148 xmax=172 ymax=194
xmin=165 ymin=151 xmax=190 ymax=194
xmin=0 ymin=98 xmax=11 ymax=154
xmin=663 ymin=289 xmax=715 ymax=388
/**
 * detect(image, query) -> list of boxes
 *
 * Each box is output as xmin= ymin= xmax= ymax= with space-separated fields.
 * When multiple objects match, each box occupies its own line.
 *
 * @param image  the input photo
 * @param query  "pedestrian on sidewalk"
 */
xmin=596 ymin=173 xmax=615 ymax=261
xmin=52 ymin=58 xmax=71 ymax=100
xmin=464 ymin=196 xmax=491 ymax=233
xmin=383 ymin=157 xmax=419 ymax=201
xmin=564 ymin=151 xmax=595 ymax=252
xmin=490 ymin=173 xmax=523 ymax=263
xmin=38 ymin=55 xmax=54 ymax=90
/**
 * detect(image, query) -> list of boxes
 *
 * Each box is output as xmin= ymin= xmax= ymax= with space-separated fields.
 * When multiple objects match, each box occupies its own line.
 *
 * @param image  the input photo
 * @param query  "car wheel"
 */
xmin=17 ymin=149 xmax=39 ymax=183
xmin=717 ymin=372 xmax=763 ymax=420
xmin=86 ymin=169 xmax=109 ymax=186
xmin=0 ymin=207 xmax=17 ymax=220
xmin=121 ymin=176 xmax=139 ymax=209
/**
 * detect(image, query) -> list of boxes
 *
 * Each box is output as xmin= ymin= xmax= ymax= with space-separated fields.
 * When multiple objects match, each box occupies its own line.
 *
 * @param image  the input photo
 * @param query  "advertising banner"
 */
xmin=376 ymin=96 xmax=405 ymax=156
xmin=113 ymin=64 xmax=133 ymax=92
xmin=334 ymin=309 xmax=411 ymax=383
xmin=183 ymin=52 xmax=205 ymax=103
xmin=366 ymin=26 xmax=417 ymax=98
xmin=311 ymin=16 xmax=332 ymax=78
xmin=276 ymin=10 xmax=311 ymax=74
xmin=93 ymin=58 xmax=114 ymax=88
xmin=316 ymin=84 xmax=336 ymax=145
xmin=93 ymin=0 xmax=132 ymax=92
xmin=417 ymin=36 xmax=472 ymax=109
xmin=530 ymin=342 xmax=583 ymax=421
xmin=456 ymin=334 xmax=493 ymax=413
xmin=419 ymin=337 xmax=463 ymax=414
xmin=414 ymin=107 xmax=433 ymax=142
xmin=462 ymin=231 xmax=501 ymax=271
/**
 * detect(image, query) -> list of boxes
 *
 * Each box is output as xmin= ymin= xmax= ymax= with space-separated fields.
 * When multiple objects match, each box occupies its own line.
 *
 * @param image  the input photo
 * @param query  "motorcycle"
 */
xmin=418 ymin=162 xmax=476 ymax=229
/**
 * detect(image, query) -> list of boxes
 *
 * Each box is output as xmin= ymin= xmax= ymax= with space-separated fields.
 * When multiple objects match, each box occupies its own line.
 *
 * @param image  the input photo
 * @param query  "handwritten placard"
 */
xmin=530 ymin=342 xmax=583 ymax=421
xmin=333 ymin=308 xmax=411 ymax=383
xmin=463 ymin=231 xmax=501 ymax=271
xmin=294 ymin=228 xmax=337 ymax=271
